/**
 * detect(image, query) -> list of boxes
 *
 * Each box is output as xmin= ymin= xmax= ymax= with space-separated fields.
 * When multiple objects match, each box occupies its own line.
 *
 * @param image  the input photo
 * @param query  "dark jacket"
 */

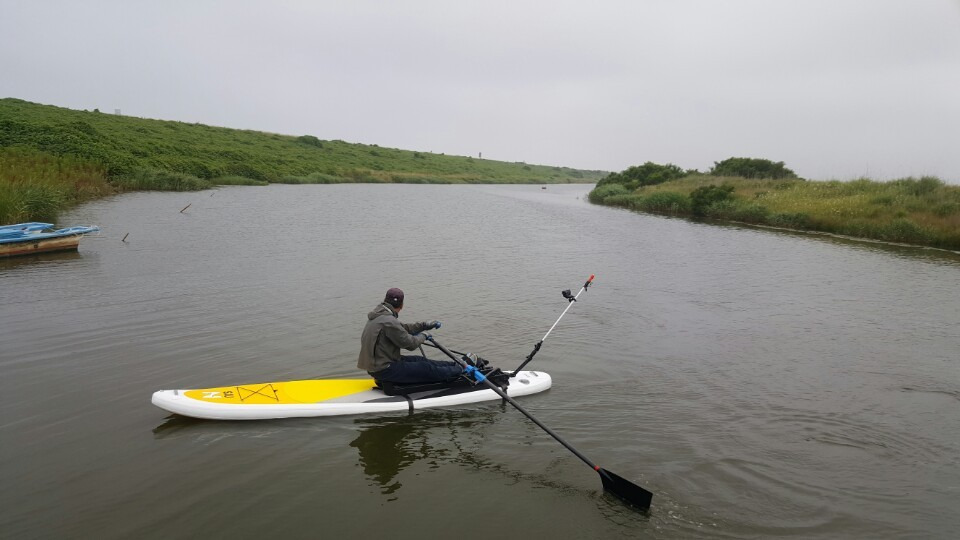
xmin=357 ymin=303 xmax=432 ymax=372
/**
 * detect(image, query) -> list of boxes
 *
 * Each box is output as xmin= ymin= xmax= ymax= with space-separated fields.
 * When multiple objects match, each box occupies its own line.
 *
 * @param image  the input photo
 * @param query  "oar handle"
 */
xmin=421 ymin=340 xmax=467 ymax=357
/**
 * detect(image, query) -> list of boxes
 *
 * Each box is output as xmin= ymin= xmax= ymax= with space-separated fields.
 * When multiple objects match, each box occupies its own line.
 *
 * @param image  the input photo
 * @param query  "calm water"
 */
xmin=2 ymin=184 xmax=958 ymax=539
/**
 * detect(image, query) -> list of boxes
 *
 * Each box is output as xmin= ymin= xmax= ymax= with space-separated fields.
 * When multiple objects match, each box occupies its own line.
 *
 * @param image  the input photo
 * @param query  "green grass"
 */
xmin=0 ymin=97 xmax=606 ymax=222
xmin=589 ymin=175 xmax=960 ymax=250
xmin=0 ymin=147 xmax=113 ymax=223
xmin=0 ymin=98 xmax=605 ymax=185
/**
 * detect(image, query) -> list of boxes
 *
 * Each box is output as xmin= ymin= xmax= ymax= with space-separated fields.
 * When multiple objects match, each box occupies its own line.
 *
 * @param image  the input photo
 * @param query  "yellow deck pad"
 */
xmin=184 ymin=379 xmax=376 ymax=405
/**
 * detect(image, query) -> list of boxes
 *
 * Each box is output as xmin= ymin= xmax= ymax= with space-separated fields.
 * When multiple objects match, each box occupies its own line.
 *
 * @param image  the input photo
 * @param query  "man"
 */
xmin=358 ymin=287 xmax=463 ymax=384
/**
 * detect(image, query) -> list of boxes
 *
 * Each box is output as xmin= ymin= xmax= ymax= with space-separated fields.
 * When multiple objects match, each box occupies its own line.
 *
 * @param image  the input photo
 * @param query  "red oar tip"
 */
xmin=588 ymin=274 xmax=595 ymax=282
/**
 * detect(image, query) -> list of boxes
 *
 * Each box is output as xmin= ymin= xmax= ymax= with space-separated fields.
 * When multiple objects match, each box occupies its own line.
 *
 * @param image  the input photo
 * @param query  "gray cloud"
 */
xmin=2 ymin=0 xmax=958 ymax=181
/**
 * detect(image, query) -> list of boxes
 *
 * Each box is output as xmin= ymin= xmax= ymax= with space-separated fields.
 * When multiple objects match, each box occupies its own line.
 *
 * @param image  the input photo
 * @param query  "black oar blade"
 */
xmin=598 ymin=468 xmax=653 ymax=511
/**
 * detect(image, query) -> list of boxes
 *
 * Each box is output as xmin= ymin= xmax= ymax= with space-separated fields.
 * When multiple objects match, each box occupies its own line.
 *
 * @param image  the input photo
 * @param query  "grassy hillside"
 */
xmin=0 ymin=98 xmax=606 ymax=222
xmin=0 ymin=98 xmax=604 ymax=185
xmin=590 ymin=175 xmax=960 ymax=250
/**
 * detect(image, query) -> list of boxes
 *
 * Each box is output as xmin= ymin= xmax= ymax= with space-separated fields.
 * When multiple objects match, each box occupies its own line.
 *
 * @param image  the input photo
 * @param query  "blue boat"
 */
xmin=0 ymin=222 xmax=54 ymax=238
xmin=0 ymin=222 xmax=100 ymax=257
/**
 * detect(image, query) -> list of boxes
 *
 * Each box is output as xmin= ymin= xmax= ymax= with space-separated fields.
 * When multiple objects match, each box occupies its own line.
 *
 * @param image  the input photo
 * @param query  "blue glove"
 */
xmin=427 ymin=320 xmax=441 ymax=330
xmin=423 ymin=333 xmax=434 ymax=342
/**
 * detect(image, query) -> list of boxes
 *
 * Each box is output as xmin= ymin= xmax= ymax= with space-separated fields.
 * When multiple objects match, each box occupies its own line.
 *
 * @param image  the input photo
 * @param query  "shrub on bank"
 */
xmin=895 ymin=176 xmax=943 ymax=196
xmin=873 ymin=219 xmax=934 ymax=244
xmin=0 ymin=181 xmax=65 ymax=222
xmin=602 ymin=192 xmax=642 ymax=209
xmin=212 ymin=176 xmax=269 ymax=186
xmin=768 ymin=212 xmax=811 ymax=229
xmin=935 ymin=202 xmax=959 ymax=217
xmin=704 ymin=200 xmax=770 ymax=222
xmin=690 ymin=184 xmax=735 ymax=216
xmin=0 ymin=147 xmax=113 ymax=223
xmin=389 ymin=174 xmax=451 ymax=184
xmin=296 ymin=135 xmax=324 ymax=148
xmin=596 ymin=161 xmax=687 ymax=190
xmin=831 ymin=218 xmax=936 ymax=246
xmin=588 ymin=183 xmax=630 ymax=203
xmin=710 ymin=157 xmax=797 ymax=179
xmin=637 ymin=191 xmax=690 ymax=214
xmin=111 ymin=168 xmax=211 ymax=191
xmin=278 ymin=172 xmax=345 ymax=184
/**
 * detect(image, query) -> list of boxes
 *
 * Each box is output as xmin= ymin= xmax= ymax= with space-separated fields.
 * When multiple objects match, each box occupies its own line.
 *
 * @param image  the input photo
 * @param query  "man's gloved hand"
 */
xmin=426 ymin=320 xmax=441 ymax=330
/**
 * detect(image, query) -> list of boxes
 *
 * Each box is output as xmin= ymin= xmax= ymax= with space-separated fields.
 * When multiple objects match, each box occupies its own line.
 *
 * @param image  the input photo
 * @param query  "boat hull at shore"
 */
xmin=151 ymin=370 xmax=552 ymax=420
xmin=0 ymin=234 xmax=82 ymax=257
xmin=0 ymin=224 xmax=99 ymax=258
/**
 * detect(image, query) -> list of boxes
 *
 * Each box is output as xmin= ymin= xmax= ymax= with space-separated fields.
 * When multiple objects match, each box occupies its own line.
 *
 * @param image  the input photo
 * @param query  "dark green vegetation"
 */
xmin=709 ymin=157 xmax=797 ymax=179
xmin=595 ymin=161 xmax=689 ymax=190
xmin=0 ymin=147 xmax=114 ymax=223
xmin=590 ymin=162 xmax=960 ymax=250
xmin=594 ymin=157 xmax=796 ymax=192
xmin=0 ymin=98 xmax=605 ymax=222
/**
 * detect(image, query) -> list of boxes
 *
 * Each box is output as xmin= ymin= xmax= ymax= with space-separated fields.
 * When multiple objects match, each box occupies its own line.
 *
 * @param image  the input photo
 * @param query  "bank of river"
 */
xmin=2 ymin=184 xmax=958 ymax=538
xmin=590 ymin=175 xmax=960 ymax=251
xmin=0 ymin=98 xmax=605 ymax=223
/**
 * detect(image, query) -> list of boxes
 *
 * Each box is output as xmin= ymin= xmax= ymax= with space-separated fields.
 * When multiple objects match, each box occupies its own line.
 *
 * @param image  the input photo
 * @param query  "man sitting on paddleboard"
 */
xmin=358 ymin=288 xmax=463 ymax=384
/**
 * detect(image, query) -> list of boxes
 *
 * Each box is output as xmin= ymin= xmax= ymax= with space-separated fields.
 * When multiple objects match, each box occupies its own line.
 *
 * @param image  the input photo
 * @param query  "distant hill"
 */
xmin=0 ymin=98 xmax=606 ymax=184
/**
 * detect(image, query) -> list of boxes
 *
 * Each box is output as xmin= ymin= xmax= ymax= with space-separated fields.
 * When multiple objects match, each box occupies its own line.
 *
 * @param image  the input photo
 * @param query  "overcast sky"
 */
xmin=2 ymin=0 xmax=959 ymax=181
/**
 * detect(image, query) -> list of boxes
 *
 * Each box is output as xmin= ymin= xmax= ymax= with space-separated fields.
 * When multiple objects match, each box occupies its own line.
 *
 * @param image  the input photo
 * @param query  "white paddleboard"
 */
xmin=151 ymin=370 xmax=551 ymax=420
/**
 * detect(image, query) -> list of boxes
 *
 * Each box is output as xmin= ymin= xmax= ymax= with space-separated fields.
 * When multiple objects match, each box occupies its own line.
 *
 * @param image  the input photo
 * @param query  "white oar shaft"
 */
xmin=540 ymin=285 xmax=587 ymax=344
xmin=512 ymin=275 xmax=594 ymax=374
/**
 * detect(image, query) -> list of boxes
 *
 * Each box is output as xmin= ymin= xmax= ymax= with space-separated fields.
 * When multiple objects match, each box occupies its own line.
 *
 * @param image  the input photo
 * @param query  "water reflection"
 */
xmin=152 ymin=414 xmax=199 ymax=437
xmin=350 ymin=411 xmax=497 ymax=497
xmin=0 ymin=250 xmax=84 ymax=272
xmin=151 ymin=414 xmax=294 ymax=443
xmin=350 ymin=415 xmax=420 ymax=495
xmin=152 ymin=410 xmax=501 ymax=498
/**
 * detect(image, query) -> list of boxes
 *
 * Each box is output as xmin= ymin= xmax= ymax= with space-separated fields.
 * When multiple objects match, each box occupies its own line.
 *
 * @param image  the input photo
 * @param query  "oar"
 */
xmin=421 ymin=340 xmax=467 ymax=357
xmin=427 ymin=335 xmax=653 ymax=511
xmin=512 ymin=274 xmax=594 ymax=375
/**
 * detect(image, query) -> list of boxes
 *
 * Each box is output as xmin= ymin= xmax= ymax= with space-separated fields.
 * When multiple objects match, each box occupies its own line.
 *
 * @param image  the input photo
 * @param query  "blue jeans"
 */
xmin=371 ymin=355 xmax=463 ymax=384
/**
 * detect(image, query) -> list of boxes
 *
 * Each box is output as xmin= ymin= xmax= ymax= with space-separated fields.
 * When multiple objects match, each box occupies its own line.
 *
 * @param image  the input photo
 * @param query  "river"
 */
xmin=1 ymin=184 xmax=958 ymax=539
